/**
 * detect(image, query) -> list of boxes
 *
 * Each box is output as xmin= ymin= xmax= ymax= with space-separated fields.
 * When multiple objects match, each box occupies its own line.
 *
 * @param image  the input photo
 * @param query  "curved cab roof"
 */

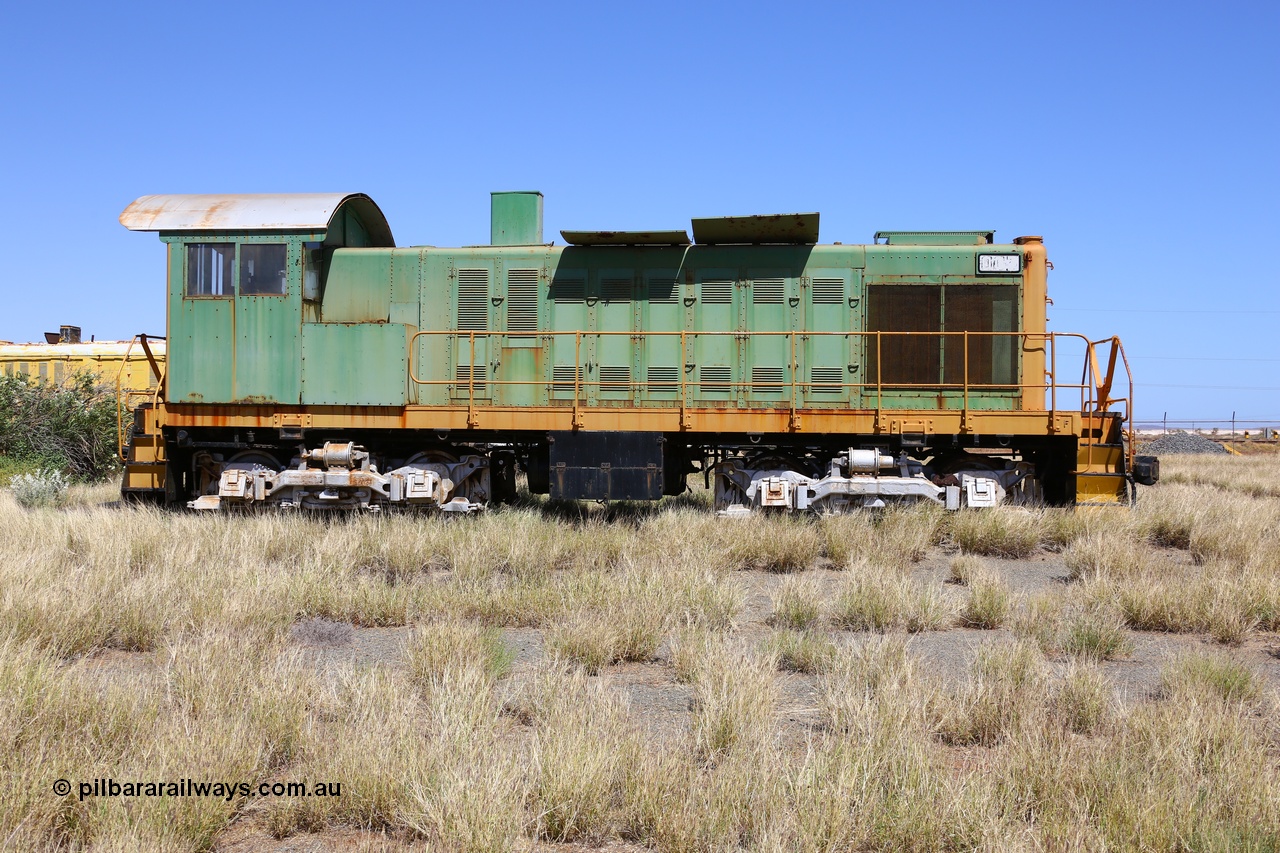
xmin=118 ymin=193 xmax=394 ymax=246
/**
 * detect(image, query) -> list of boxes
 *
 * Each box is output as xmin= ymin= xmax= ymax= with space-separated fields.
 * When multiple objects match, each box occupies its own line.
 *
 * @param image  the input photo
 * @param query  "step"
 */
xmin=122 ymin=462 xmax=166 ymax=491
xmin=1075 ymin=471 xmax=1130 ymax=505
xmin=1077 ymin=442 xmax=1126 ymax=470
xmin=126 ymin=434 xmax=165 ymax=464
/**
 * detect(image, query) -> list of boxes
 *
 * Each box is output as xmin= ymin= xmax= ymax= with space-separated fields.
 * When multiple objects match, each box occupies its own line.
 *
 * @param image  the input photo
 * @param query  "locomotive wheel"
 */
xmin=224 ymin=451 xmax=283 ymax=472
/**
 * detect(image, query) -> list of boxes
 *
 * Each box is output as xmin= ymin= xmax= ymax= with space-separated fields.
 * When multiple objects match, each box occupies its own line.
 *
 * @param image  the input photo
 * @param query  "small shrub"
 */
xmin=545 ymin=614 xmax=617 ymax=675
xmin=676 ymin=568 xmax=743 ymax=630
xmin=726 ymin=515 xmax=823 ymax=571
xmin=9 ymin=467 xmax=69 ymax=508
xmin=818 ymin=635 xmax=938 ymax=741
xmin=528 ymin=666 xmax=633 ymax=843
xmin=0 ymin=373 xmax=121 ymax=480
xmin=668 ymin=625 xmax=712 ymax=684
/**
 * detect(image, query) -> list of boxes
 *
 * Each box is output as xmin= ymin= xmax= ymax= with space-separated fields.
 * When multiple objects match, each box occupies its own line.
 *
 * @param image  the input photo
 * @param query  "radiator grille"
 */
xmin=812 ymin=277 xmax=844 ymax=304
xmin=647 ymin=366 xmax=678 ymax=394
xmin=752 ymin=366 xmax=785 ymax=394
xmin=753 ymin=278 xmax=785 ymax=305
xmin=457 ymin=269 xmax=489 ymax=330
xmin=647 ymin=277 xmax=677 ymax=303
xmin=600 ymin=277 xmax=632 ymax=302
xmin=551 ymin=365 xmax=582 ymax=393
xmin=810 ymin=367 xmax=843 ymax=394
xmin=599 ymin=365 xmax=632 ymax=393
xmin=701 ymin=280 xmax=733 ymax=305
xmin=700 ymin=365 xmax=732 ymax=393
xmin=454 ymin=364 xmax=488 ymax=395
xmin=506 ymin=268 xmax=539 ymax=332
xmin=551 ymin=276 xmax=585 ymax=302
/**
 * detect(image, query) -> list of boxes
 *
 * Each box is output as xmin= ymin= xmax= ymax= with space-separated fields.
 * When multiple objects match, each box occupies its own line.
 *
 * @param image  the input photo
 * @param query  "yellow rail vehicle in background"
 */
xmin=0 ymin=330 xmax=165 ymax=399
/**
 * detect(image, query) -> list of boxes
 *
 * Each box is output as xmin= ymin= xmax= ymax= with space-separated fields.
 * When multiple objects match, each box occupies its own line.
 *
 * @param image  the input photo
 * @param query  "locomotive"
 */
xmin=117 ymin=192 xmax=1154 ymax=512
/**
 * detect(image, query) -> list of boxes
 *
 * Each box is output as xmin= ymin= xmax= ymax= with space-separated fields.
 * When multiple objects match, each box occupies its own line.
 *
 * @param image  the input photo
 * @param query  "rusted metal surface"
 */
xmin=159 ymin=401 xmax=1083 ymax=438
xmin=119 ymin=193 xmax=394 ymax=245
xmin=691 ymin=212 xmax=819 ymax=245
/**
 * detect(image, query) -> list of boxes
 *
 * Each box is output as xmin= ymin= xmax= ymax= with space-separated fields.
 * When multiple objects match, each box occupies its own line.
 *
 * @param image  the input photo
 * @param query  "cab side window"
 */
xmin=240 ymin=244 xmax=288 ymax=295
xmin=186 ymin=243 xmax=234 ymax=297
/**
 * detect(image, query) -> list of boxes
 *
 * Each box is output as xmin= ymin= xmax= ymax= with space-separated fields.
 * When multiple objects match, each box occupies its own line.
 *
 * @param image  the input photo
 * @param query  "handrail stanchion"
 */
xmin=679 ymin=331 xmax=687 ymax=430
xmin=116 ymin=335 xmax=138 ymax=461
xmin=573 ymin=332 xmax=582 ymax=429
xmin=1049 ymin=333 xmax=1057 ymax=424
xmin=789 ymin=331 xmax=798 ymax=431
xmin=468 ymin=332 xmax=477 ymax=427
xmin=962 ymin=331 xmax=969 ymax=432
xmin=875 ymin=332 xmax=883 ymax=430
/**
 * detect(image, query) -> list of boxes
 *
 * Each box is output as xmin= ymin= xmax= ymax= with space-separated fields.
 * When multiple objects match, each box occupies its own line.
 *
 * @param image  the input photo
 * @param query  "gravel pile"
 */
xmin=1137 ymin=430 xmax=1230 ymax=455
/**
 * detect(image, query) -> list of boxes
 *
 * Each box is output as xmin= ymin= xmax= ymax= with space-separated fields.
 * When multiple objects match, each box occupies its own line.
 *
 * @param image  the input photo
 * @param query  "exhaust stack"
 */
xmin=490 ymin=191 xmax=543 ymax=245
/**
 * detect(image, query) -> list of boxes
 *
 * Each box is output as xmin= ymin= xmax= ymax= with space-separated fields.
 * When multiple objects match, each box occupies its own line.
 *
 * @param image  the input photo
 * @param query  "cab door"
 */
xmin=232 ymin=239 xmax=301 ymax=403
xmin=169 ymin=240 xmax=235 ymax=403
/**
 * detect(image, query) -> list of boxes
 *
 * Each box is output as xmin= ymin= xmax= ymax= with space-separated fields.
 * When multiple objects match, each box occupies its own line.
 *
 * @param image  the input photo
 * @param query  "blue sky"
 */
xmin=2 ymin=1 xmax=1276 ymax=425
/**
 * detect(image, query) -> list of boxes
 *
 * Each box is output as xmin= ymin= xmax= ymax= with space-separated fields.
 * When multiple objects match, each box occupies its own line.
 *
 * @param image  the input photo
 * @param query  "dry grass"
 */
xmin=956 ymin=564 xmax=1013 ymax=629
xmin=4 ymin=454 xmax=1280 ymax=850
xmin=687 ymin=639 xmax=779 ymax=761
xmin=765 ymin=629 xmax=838 ymax=674
xmin=948 ymin=507 xmax=1044 ymax=557
xmin=769 ymin=574 xmax=823 ymax=629
xmin=830 ymin=563 xmax=952 ymax=632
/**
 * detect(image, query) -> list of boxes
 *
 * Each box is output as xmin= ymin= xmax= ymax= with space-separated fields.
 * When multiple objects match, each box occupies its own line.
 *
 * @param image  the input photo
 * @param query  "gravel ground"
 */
xmin=1138 ymin=430 xmax=1230 ymax=455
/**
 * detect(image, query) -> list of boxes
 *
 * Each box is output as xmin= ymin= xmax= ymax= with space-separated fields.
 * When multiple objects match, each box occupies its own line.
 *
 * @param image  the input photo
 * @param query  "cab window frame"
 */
xmin=239 ymin=242 xmax=290 ymax=297
xmin=182 ymin=239 xmax=295 ymax=299
xmin=184 ymin=242 xmax=236 ymax=298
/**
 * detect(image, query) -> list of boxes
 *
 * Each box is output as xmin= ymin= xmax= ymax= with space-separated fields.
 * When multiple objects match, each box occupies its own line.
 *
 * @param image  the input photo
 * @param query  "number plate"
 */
xmin=977 ymin=253 xmax=1022 ymax=274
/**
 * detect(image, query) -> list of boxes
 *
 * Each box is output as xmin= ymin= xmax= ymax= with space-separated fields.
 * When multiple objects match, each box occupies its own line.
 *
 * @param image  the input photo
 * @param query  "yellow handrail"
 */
xmin=115 ymin=333 xmax=167 ymax=462
xmin=403 ymin=328 xmax=1133 ymax=454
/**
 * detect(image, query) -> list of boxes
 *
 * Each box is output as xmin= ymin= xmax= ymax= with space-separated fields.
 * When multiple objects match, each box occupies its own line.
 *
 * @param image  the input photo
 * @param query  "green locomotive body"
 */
xmin=119 ymin=192 xmax=1146 ymax=512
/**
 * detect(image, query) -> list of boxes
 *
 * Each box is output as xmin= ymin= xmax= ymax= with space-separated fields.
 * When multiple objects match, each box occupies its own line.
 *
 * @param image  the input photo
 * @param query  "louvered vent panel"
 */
xmin=454 ymin=364 xmax=488 ymax=394
xmin=552 ymin=277 xmax=585 ymax=302
xmin=552 ymin=365 xmax=582 ymax=392
xmin=507 ymin=268 xmax=540 ymax=332
xmin=599 ymin=365 xmax=632 ymax=393
xmin=701 ymin=280 xmax=733 ymax=304
xmin=457 ymin=269 xmax=489 ymax=330
xmin=700 ymin=366 xmax=732 ymax=393
xmin=600 ymin=278 xmax=632 ymax=302
xmin=752 ymin=366 xmax=785 ymax=394
xmin=647 ymin=366 xmax=678 ymax=393
xmin=812 ymin=278 xmax=844 ymax=304
xmin=810 ymin=367 xmax=843 ymax=394
xmin=753 ymin=278 xmax=785 ymax=305
xmin=647 ymin=278 xmax=677 ymax=303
